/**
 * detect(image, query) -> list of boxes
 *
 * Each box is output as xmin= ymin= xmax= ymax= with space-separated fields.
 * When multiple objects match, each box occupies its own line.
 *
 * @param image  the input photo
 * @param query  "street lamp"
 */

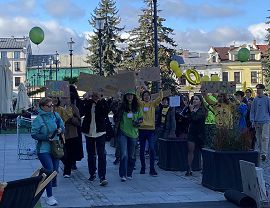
xmin=48 ymin=56 xmax=53 ymax=80
xmin=67 ymin=38 xmax=75 ymax=78
xmin=153 ymin=0 xmax=159 ymax=68
xmin=41 ymin=59 xmax=46 ymax=86
xmin=95 ymin=16 xmax=105 ymax=76
xmin=54 ymin=51 xmax=59 ymax=80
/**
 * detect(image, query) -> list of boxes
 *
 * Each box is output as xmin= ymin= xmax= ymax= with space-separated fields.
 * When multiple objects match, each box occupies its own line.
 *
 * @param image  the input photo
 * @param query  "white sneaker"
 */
xmin=64 ymin=174 xmax=70 ymax=178
xmin=121 ymin=176 xmax=127 ymax=182
xmin=46 ymin=196 xmax=58 ymax=206
xmin=127 ymin=176 xmax=133 ymax=180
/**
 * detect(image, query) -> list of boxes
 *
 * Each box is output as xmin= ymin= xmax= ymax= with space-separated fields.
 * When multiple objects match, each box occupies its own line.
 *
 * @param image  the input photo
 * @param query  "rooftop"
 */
xmin=0 ymin=37 xmax=29 ymax=49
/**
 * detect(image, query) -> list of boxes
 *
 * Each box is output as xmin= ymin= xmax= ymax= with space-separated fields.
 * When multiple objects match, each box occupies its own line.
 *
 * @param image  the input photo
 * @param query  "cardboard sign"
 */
xmin=77 ymin=73 xmax=118 ymax=96
xmin=136 ymin=67 xmax=161 ymax=82
xmin=45 ymin=81 xmax=70 ymax=98
xmin=200 ymin=81 xmax=236 ymax=94
xmin=169 ymin=96 xmax=180 ymax=107
xmin=113 ymin=71 xmax=136 ymax=92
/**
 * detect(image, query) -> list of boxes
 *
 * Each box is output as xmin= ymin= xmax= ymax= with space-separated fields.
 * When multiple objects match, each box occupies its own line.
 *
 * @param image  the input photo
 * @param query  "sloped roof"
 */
xmin=181 ymin=52 xmax=209 ymax=65
xmin=256 ymin=45 xmax=270 ymax=55
xmin=27 ymin=54 xmax=55 ymax=67
xmin=0 ymin=37 xmax=28 ymax=49
xmin=213 ymin=47 xmax=237 ymax=61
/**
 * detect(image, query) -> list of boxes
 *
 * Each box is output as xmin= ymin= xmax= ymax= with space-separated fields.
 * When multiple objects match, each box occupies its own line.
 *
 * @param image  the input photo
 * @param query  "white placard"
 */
xmin=169 ymin=96 xmax=180 ymax=107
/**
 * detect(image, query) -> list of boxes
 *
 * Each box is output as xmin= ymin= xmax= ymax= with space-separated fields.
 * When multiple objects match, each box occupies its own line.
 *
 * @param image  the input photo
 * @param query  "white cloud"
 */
xmin=248 ymin=23 xmax=268 ymax=41
xmin=43 ymin=0 xmax=85 ymax=19
xmin=0 ymin=16 xmax=86 ymax=55
xmin=173 ymin=24 xmax=267 ymax=52
xmin=0 ymin=0 xmax=37 ymax=17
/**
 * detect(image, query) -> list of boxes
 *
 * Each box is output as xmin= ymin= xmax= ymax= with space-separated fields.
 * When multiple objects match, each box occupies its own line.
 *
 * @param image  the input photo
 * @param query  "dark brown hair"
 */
xmin=39 ymin=97 xmax=52 ymax=108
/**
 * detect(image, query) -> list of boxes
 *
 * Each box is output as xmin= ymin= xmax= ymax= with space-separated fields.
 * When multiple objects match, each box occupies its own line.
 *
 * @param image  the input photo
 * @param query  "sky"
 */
xmin=0 ymin=0 xmax=269 ymax=55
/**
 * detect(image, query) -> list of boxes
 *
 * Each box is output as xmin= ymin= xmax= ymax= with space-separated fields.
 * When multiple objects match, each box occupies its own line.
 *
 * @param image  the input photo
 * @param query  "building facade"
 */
xmin=0 ymin=37 xmax=31 ymax=93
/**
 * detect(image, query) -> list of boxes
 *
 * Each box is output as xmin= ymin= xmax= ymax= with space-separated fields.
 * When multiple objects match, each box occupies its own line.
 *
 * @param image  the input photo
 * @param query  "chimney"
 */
xmin=253 ymin=39 xmax=256 ymax=46
xmin=182 ymin=49 xmax=189 ymax=58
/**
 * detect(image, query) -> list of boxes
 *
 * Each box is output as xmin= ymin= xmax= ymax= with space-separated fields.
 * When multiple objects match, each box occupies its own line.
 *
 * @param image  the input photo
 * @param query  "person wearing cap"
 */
xmin=81 ymin=91 xmax=109 ymax=186
xmin=250 ymin=84 xmax=270 ymax=162
xmin=138 ymin=88 xmax=163 ymax=176
xmin=114 ymin=89 xmax=143 ymax=182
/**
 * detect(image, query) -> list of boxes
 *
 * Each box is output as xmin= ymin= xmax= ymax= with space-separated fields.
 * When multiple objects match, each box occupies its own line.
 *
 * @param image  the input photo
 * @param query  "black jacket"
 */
xmin=81 ymin=99 xmax=109 ymax=134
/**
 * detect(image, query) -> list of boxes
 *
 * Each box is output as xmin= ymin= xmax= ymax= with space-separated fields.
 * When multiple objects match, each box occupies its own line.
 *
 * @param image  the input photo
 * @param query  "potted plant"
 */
xmin=202 ymin=126 xmax=259 ymax=192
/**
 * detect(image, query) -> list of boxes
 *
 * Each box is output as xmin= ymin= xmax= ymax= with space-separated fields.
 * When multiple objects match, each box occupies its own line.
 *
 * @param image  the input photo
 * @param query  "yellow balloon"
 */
xmin=174 ymin=68 xmax=183 ymax=78
xmin=211 ymin=74 xmax=220 ymax=81
xmin=201 ymin=75 xmax=210 ymax=82
xmin=170 ymin=61 xmax=179 ymax=72
xmin=185 ymin=68 xmax=201 ymax=85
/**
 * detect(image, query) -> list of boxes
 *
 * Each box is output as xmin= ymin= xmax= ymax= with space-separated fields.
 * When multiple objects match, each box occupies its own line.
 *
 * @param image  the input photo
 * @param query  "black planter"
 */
xmin=157 ymin=138 xmax=201 ymax=171
xmin=201 ymin=148 xmax=259 ymax=192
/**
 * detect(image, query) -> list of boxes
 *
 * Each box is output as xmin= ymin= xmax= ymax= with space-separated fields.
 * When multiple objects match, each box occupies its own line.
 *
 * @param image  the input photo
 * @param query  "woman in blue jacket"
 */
xmin=31 ymin=97 xmax=65 ymax=206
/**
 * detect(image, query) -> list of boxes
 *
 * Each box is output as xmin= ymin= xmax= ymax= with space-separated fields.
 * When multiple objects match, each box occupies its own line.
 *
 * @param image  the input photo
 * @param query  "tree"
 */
xmin=122 ymin=0 xmax=178 ymax=92
xmin=262 ymin=11 xmax=270 ymax=89
xmin=86 ymin=0 xmax=124 ymax=76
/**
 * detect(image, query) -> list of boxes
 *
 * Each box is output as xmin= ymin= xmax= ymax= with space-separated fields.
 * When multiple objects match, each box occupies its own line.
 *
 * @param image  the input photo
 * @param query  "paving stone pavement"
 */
xmin=0 ymin=134 xmax=259 ymax=207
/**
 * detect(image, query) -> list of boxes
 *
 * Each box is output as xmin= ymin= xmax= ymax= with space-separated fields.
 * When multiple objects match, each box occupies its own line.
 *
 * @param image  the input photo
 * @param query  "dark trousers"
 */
xmin=62 ymin=138 xmax=76 ymax=175
xmin=85 ymin=134 xmax=106 ymax=179
xmin=139 ymin=130 xmax=156 ymax=171
xmin=119 ymin=132 xmax=137 ymax=177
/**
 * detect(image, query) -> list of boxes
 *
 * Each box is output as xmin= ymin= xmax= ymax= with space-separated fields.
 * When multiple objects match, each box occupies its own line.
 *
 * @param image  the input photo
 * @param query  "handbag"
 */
xmin=41 ymin=115 xmax=64 ymax=159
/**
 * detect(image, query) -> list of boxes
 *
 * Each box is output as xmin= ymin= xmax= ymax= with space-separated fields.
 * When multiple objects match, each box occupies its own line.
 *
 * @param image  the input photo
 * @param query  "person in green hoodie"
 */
xmin=114 ymin=89 xmax=143 ymax=182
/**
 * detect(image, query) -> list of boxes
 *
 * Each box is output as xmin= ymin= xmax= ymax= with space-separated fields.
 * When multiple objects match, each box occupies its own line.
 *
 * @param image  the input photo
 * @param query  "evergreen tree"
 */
xmin=86 ymin=0 xmax=124 ymax=76
xmin=262 ymin=12 xmax=270 ymax=89
xmin=122 ymin=0 xmax=178 ymax=92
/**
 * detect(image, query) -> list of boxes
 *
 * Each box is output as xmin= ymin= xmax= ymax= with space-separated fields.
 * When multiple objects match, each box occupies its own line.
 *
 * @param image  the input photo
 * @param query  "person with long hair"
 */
xmin=186 ymin=95 xmax=207 ymax=176
xmin=115 ymin=89 xmax=143 ymax=182
xmin=31 ymin=97 xmax=65 ymax=206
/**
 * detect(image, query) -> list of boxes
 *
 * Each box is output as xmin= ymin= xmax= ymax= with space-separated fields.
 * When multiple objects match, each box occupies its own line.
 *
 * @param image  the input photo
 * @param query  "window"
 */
xmin=250 ymin=54 xmax=255 ymax=61
xmin=14 ymin=51 xmax=20 ymax=59
xmin=222 ymin=72 xmax=228 ymax=82
xmin=212 ymin=56 xmax=216 ymax=63
xmin=14 ymin=62 xmax=20 ymax=71
xmin=15 ymin=77 xmax=21 ymax=87
xmin=234 ymin=72 xmax=241 ymax=84
xmin=1 ymin=51 xmax=7 ymax=58
xmin=251 ymin=71 xmax=258 ymax=84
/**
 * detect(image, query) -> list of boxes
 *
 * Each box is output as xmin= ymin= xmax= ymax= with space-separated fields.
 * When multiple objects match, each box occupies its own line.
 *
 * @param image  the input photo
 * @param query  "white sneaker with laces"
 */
xmin=46 ymin=196 xmax=58 ymax=206
xmin=121 ymin=176 xmax=127 ymax=182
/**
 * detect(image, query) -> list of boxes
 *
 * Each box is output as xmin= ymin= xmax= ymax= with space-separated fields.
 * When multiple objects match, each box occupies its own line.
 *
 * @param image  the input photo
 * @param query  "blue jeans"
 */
xmin=119 ymin=132 xmax=137 ymax=177
xmin=38 ymin=153 xmax=59 ymax=197
xmin=139 ymin=130 xmax=156 ymax=172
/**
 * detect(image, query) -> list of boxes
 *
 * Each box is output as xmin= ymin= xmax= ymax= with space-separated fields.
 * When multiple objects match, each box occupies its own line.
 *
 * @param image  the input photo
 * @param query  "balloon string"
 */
xmin=36 ymin=45 xmax=40 ymax=54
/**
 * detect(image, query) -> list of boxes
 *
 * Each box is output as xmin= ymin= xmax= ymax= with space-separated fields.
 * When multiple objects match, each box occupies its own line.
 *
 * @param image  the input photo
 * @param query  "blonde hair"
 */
xmin=39 ymin=97 xmax=52 ymax=108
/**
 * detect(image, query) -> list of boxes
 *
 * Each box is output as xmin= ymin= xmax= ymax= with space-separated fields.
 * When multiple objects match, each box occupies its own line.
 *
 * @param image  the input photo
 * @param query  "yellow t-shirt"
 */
xmin=139 ymin=91 xmax=163 ymax=130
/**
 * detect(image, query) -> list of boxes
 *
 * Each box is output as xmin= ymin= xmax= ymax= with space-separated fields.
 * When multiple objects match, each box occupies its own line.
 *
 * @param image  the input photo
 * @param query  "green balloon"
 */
xmin=29 ymin=27 xmax=44 ymax=45
xmin=238 ymin=48 xmax=250 ymax=62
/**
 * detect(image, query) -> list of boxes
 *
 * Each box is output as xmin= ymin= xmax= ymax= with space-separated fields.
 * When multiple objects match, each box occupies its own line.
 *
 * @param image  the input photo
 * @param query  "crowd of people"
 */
xmin=31 ymin=83 xmax=270 ymax=206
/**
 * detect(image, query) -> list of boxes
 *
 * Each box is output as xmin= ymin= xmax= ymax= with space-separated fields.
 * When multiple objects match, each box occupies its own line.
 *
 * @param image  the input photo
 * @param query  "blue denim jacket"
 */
xmin=31 ymin=109 xmax=65 ymax=153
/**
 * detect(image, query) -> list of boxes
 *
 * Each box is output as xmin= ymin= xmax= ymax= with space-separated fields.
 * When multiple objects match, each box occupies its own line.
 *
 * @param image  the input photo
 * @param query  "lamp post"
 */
xmin=54 ymin=51 xmax=59 ymax=80
xmin=67 ymin=38 xmax=75 ymax=78
xmin=48 ymin=56 xmax=53 ymax=80
xmin=95 ymin=16 xmax=105 ymax=76
xmin=42 ymin=59 xmax=46 ymax=86
xmin=153 ymin=0 xmax=159 ymax=68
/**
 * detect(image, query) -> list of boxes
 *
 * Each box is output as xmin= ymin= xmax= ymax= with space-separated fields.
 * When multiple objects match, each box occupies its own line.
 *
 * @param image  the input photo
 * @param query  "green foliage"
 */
xmin=121 ymin=0 xmax=178 ymax=91
xmin=63 ymin=76 xmax=78 ymax=84
xmin=86 ymin=0 xmax=124 ymax=76
xmin=213 ymin=127 xmax=252 ymax=151
xmin=27 ymin=87 xmax=46 ymax=96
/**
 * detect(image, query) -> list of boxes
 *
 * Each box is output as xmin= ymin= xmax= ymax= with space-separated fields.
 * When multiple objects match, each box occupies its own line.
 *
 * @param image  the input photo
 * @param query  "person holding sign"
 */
xmin=114 ymin=89 xmax=143 ymax=182
xmin=81 ymin=91 xmax=110 ymax=186
xmin=138 ymin=89 xmax=163 ymax=176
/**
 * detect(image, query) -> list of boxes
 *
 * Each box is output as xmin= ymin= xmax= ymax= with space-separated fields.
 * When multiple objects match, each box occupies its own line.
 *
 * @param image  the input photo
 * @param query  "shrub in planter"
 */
xmin=202 ymin=127 xmax=259 ymax=192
